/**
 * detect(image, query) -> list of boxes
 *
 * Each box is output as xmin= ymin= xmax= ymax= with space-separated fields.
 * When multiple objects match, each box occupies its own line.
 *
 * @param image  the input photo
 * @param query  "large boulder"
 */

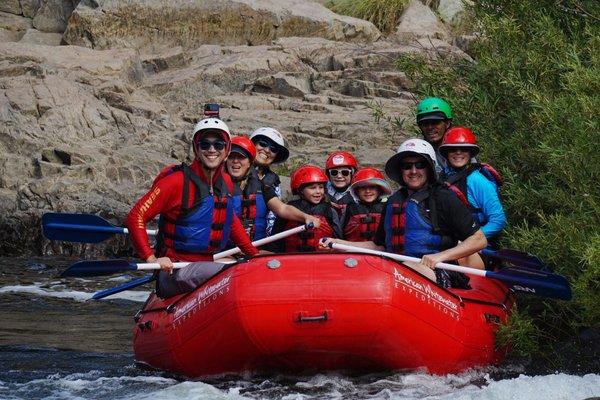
xmin=63 ymin=0 xmax=381 ymax=50
xmin=393 ymin=0 xmax=449 ymax=42
xmin=32 ymin=0 xmax=79 ymax=33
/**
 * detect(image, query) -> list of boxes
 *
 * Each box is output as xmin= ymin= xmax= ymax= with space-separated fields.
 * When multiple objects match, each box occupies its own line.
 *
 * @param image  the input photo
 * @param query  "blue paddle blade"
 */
xmin=92 ymin=275 xmax=155 ymax=300
xmin=61 ymin=259 xmax=136 ymax=277
xmin=42 ymin=213 xmax=123 ymax=243
xmin=488 ymin=267 xmax=572 ymax=300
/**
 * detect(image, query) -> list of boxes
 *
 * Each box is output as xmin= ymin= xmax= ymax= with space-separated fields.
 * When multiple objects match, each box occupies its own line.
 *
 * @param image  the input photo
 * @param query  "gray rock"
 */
xmin=394 ymin=0 xmax=449 ymax=42
xmin=32 ymin=0 xmax=78 ymax=33
xmin=250 ymin=72 xmax=313 ymax=98
xmin=0 ymin=10 xmax=33 ymax=31
xmin=0 ymin=27 xmax=24 ymax=41
xmin=19 ymin=28 xmax=62 ymax=45
xmin=0 ymin=0 xmax=22 ymax=15
xmin=22 ymin=0 xmax=43 ymax=18
xmin=438 ymin=0 xmax=471 ymax=26
xmin=63 ymin=0 xmax=381 ymax=50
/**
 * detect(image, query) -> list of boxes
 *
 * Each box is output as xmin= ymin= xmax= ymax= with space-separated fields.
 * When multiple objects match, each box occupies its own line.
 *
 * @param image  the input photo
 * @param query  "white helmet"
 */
xmin=192 ymin=118 xmax=231 ymax=156
xmin=193 ymin=118 xmax=231 ymax=140
xmin=385 ymin=138 xmax=438 ymax=184
xmin=249 ymin=127 xmax=290 ymax=163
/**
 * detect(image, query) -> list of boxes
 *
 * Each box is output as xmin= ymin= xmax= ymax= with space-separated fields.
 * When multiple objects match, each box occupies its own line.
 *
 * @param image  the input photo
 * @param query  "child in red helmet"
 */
xmin=325 ymin=151 xmax=359 ymax=217
xmin=268 ymin=164 xmax=342 ymax=253
xmin=342 ymin=168 xmax=392 ymax=242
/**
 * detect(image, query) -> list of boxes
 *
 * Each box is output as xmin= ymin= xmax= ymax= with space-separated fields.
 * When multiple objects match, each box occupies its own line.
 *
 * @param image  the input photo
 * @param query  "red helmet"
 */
xmin=350 ymin=167 xmax=392 ymax=197
xmin=230 ymin=136 xmax=256 ymax=161
xmin=325 ymin=151 xmax=359 ymax=171
xmin=439 ymin=126 xmax=480 ymax=156
xmin=291 ymin=165 xmax=328 ymax=194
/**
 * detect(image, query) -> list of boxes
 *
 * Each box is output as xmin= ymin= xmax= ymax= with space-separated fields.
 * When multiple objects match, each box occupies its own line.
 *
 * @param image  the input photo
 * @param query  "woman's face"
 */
xmin=253 ymin=138 xmax=278 ymax=166
xmin=227 ymin=152 xmax=252 ymax=180
xmin=447 ymin=147 xmax=472 ymax=169
xmin=356 ymin=185 xmax=380 ymax=204
xmin=300 ymin=183 xmax=325 ymax=205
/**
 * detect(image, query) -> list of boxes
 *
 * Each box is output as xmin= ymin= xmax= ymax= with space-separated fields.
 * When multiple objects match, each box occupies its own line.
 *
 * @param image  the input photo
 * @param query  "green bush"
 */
xmin=392 ymin=0 xmax=599 ymax=353
xmin=325 ymin=0 xmax=411 ymax=34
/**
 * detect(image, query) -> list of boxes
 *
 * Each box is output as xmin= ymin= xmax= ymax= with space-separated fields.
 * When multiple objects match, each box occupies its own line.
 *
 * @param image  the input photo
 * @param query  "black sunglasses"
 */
xmin=256 ymin=139 xmax=279 ymax=154
xmin=198 ymin=138 xmax=226 ymax=151
xmin=447 ymin=146 xmax=473 ymax=153
xmin=400 ymin=161 xmax=428 ymax=171
xmin=329 ymin=169 xmax=352 ymax=177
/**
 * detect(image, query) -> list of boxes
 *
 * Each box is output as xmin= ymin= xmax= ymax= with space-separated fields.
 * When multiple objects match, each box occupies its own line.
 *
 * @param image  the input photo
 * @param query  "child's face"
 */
xmin=357 ymin=185 xmax=380 ymax=204
xmin=300 ymin=183 xmax=325 ymax=204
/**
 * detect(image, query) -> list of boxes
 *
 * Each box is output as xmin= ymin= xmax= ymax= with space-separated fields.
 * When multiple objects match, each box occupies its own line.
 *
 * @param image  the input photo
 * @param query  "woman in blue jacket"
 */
xmin=439 ymin=126 xmax=506 ymax=248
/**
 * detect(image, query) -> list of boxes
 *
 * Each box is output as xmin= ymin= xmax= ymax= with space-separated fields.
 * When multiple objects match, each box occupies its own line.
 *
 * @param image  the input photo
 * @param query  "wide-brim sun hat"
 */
xmin=350 ymin=177 xmax=392 ymax=198
xmin=385 ymin=138 xmax=438 ymax=184
xmin=249 ymin=127 xmax=290 ymax=163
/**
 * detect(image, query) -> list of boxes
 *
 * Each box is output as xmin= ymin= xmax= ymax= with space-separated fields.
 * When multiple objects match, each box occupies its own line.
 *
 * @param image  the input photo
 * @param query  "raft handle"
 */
xmin=297 ymin=311 xmax=329 ymax=323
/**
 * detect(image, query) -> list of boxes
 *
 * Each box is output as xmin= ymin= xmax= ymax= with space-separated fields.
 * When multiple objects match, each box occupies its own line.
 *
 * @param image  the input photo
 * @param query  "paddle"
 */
xmin=329 ymin=242 xmax=572 ymax=300
xmin=481 ymin=248 xmax=548 ymax=270
xmin=63 ymin=223 xmax=312 ymax=278
xmin=42 ymin=213 xmax=157 ymax=243
xmin=91 ymin=275 xmax=155 ymax=300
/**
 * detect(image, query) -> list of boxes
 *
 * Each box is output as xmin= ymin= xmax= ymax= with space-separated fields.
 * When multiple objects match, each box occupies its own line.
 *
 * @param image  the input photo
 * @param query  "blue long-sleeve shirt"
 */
xmin=444 ymin=167 xmax=506 ymax=239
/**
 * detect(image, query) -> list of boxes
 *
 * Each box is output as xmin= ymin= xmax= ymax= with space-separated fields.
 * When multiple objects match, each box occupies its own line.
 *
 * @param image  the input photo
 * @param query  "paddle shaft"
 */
xmin=330 ymin=243 xmax=486 ymax=277
xmin=213 ymin=223 xmax=310 ymax=259
xmin=46 ymin=222 xmax=157 ymax=236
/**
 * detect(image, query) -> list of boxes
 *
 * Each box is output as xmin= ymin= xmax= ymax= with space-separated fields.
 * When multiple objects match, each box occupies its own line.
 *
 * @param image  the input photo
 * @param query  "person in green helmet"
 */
xmin=416 ymin=97 xmax=453 ymax=173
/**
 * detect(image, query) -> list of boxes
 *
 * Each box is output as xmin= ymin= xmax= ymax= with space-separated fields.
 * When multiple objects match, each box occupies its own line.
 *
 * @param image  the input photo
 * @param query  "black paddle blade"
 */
xmin=490 ymin=267 xmax=572 ymax=300
xmin=42 ymin=213 xmax=121 ymax=243
xmin=61 ymin=259 xmax=135 ymax=277
xmin=483 ymin=248 xmax=549 ymax=270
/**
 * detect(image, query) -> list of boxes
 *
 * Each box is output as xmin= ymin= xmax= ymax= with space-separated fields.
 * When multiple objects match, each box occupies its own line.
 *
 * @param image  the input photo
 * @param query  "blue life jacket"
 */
xmin=383 ymin=189 xmax=452 ymax=257
xmin=158 ymin=164 xmax=234 ymax=254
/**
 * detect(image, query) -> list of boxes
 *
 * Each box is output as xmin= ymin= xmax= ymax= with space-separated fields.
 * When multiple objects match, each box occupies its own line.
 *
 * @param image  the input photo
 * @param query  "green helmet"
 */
xmin=416 ymin=97 xmax=453 ymax=122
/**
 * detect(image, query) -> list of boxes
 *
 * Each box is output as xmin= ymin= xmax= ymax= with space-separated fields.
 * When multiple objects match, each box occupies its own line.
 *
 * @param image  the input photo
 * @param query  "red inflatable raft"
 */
xmin=133 ymin=253 xmax=513 ymax=377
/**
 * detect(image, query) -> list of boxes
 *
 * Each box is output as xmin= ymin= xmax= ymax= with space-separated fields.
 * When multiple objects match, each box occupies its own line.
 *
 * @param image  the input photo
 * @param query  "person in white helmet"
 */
xmin=125 ymin=118 xmax=259 ymax=296
xmin=321 ymin=138 xmax=487 ymax=288
xmin=249 ymin=127 xmax=290 ymax=235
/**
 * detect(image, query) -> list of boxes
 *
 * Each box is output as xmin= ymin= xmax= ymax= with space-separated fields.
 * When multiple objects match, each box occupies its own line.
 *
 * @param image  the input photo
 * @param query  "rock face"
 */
xmin=63 ymin=0 xmax=381 ymax=50
xmin=0 ymin=0 xmax=472 ymax=256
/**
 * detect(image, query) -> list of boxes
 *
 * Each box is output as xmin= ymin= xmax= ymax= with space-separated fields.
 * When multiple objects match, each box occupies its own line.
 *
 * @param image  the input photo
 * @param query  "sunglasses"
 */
xmin=198 ymin=138 xmax=226 ymax=151
xmin=329 ymin=169 xmax=352 ymax=177
xmin=399 ymin=161 xmax=428 ymax=171
xmin=447 ymin=146 xmax=472 ymax=154
xmin=256 ymin=140 xmax=279 ymax=154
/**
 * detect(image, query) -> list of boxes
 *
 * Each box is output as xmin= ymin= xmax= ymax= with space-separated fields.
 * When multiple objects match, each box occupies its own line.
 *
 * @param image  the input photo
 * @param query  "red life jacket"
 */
xmin=343 ymin=200 xmax=385 ymax=242
xmin=283 ymin=199 xmax=335 ymax=252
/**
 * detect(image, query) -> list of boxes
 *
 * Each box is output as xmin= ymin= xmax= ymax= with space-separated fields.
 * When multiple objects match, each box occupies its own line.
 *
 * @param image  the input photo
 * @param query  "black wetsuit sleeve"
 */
xmin=264 ymin=216 xmax=286 ymax=253
xmin=262 ymin=182 xmax=278 ymax=203
xmin=329 ymin=207 xmax=344 ymax=239
xmin=373 ymin=206 xmax=387 ymax=247
xmin=436 ymin=189 xmax=480 ymax=241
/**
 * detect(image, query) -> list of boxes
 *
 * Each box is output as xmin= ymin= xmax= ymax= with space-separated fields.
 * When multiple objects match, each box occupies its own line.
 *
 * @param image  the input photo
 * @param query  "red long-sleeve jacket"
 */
xmin=125 ymin=160 xmax=259 ymax=262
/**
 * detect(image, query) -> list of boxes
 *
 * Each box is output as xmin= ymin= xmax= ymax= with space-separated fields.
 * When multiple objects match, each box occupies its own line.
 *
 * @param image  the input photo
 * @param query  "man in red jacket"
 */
xmin=126 ymin=118 xmax=259 ymax=292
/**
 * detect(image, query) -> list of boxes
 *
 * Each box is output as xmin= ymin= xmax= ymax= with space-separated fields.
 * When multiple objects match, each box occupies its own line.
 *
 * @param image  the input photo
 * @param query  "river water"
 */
xmin=1 ymin=256 xmax=599 ymax=400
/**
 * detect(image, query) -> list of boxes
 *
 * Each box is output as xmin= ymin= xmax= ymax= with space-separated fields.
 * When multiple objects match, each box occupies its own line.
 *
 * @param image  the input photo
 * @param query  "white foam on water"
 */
xmin=2 ymin=370 xmax=600 ymax=400
xmin=429 ymin=373 xmax=600 ymax=400
xmin=0 ymin=284 xmax=149 ymax=302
